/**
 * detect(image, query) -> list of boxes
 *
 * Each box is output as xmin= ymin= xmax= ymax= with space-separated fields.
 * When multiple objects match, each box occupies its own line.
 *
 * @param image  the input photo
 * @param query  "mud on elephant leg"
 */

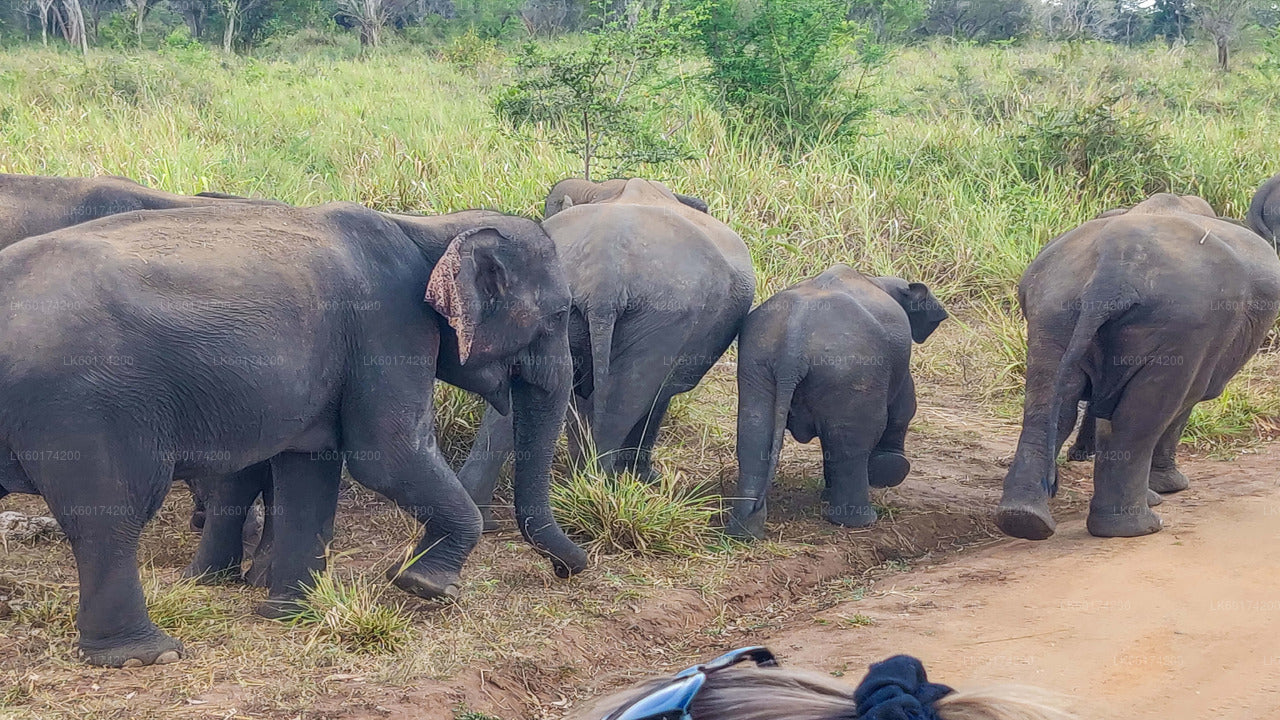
xmin=869 ymin=375 xmax=916 ymax=489
xmin=1086 ymin=418 xmax=1163 ymax=538
xmin=255 ymin=453 xmax=342 ymax=619
xmin=1148 ymin=406 xmax=1192 ymax=494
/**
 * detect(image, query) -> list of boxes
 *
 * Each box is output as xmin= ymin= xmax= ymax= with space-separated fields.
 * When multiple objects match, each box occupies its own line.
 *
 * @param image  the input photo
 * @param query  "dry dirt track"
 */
xmin=763 ymin=444 xmax=1280 ymax=719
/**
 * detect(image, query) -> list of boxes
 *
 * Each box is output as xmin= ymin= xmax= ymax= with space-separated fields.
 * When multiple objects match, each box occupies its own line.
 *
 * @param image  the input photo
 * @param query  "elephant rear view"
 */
xmin=459 ymin=178 xmax=754 ymax=518
xmin=729 ymin=265 xmax=948 ymax=538
xmin=998 ymin=193 xmax=1280 ymax=541
xmin=1248 ymin=173 xmax=1280 ymax=248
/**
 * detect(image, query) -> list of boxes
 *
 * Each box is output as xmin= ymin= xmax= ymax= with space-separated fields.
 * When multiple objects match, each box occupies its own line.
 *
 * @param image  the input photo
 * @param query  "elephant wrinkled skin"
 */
xmin=459 ymin=178 xmax=755 ymax=526
xmin=998 ymin=193 xmax=1280 ymax=541
xmin=1248 ymin=173 xmax=1280 ymax=248
xmin=0 ymin=202 xmax=585 ymax=666
xmin=728 ymin=265 xmax=948 ymax=538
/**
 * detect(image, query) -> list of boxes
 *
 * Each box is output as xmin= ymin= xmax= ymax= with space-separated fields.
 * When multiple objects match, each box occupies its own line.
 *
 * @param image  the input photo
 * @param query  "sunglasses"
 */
xmin=602 ymin=646 xmax=779 ymax=720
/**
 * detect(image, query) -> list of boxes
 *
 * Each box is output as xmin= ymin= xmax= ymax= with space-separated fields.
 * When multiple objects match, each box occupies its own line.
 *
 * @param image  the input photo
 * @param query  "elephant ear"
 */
xmin=903 ymin=282 xmax=949 ymax=344
xmin=425 ymin=228 xmax=509 ymax=365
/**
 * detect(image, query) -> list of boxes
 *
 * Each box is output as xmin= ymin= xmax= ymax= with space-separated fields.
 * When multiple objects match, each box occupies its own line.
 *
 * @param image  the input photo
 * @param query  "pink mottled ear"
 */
xmin=425 ymin=234 xmax=476 ymax=364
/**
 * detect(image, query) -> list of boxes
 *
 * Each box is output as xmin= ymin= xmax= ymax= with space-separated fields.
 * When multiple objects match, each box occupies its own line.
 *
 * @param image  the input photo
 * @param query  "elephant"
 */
xmin=456 ymin=178 xmax=755 ymax=527
xmin=1248 ymin=173 xmax=1280 ymax=248
xmin=726 ymin=265 xmax=948 ymax=538
xmin=997 ymin=193 xmax=1280 ymax=541
xmin=0 ymin=172 xmax=277 ymax=566
xmin=0 ymin=201 xmax=586 ymax=666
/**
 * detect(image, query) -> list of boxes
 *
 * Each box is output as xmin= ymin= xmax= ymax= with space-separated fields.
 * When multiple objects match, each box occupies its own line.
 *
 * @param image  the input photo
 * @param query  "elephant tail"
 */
xmin=586 ymin=305 xmax=617 ymax=440
xmin=1042 ymin=269 xmax=1134 ymax=495
xmin=1248 ymin=178 xmax=1277 ymax=246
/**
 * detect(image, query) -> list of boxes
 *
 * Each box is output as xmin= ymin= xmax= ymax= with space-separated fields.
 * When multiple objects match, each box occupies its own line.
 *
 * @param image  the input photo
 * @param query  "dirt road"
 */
xmin=769 ymin=444 xmax=1280 ymax=719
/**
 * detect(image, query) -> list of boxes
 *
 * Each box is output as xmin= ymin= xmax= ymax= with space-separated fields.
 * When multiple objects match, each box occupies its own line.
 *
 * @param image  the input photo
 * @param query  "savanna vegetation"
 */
xmin=2 ymin=0 xmax=1280 ymax=715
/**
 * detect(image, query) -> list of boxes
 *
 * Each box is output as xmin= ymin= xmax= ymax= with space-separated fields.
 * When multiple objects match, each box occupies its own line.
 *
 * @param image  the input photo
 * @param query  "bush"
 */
xmin=695 ymin=0 xmax=879 ymax=148
xmin=1011 ymin=95 xmax=1175 ymax=199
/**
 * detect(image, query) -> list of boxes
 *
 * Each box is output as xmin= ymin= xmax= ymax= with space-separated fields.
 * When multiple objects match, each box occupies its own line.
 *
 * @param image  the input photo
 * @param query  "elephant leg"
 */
xmin=456 ymin=405 xmax=514 ymax=532
xmin=586 ymin=328 xmax=691 ymax=475
xmin=32 ymin=435 xmax=181 ymax=666
xmin=183 ymin=463 xmax=271 ymax=584
xmin=255 ymin=453 xmax=342 ymax=619
xmin=344 ymin=435 xmax=482 ymax=602
xmin=616 ymin=393 xmax=673 ymax=483
xmin=820 ymin=423 xmax=879 ymax=529
xmin=186 ymin=478 xmax=207 ymax=532
xmin=1148 ymin=406 xmax=1193 ymax=494
xmin=244 ymin=479 xmax=275 ymax=588
xmin=1067 ymin=408 xmax=1097 ymax=461
xmin=869 ymin=374 xmax=916 ymax=488
xmin=1084 ymin=371 xmax=1192 ymax=538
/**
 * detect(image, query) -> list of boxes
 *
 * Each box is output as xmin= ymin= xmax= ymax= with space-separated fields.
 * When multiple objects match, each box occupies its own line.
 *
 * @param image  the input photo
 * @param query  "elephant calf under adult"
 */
xmin=728 ymin=265 xmax=948 ymax=538
xmin=458 ymin=178 xmax=755 ymax=524
xmin=1248 ymin=173 xmax=1280 ymax=247
xmin=997 ymin=193 xmax=1280 ymax=541
xmin=0 ymin=202 xmax=585 ymax=666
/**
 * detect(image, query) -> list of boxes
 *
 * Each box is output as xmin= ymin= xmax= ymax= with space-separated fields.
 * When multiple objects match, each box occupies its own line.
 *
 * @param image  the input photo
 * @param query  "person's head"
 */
xmin=573 ymin=648 xmax=1076 ymax=720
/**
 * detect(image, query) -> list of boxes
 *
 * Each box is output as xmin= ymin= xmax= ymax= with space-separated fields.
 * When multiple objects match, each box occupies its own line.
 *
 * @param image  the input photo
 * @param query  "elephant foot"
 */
xmin=255 ymin=595 xmax=308 ymax=621
xmin=387 ymin=564 xmax=460 ymax=601
xmin=995 ymin=497 xmax=1055 ymax=540
xmin=1146 ymin=489 xmax=1163 ymax=507
xmin=823 ymin=502 xmax=877 ymax=528
xmin=80 ymin=627 xmax=183 ymax=668
xmin=725 ymin=511 xmax=766 ymax=541
xmin=180 ymin=561 xmax=243 ymax=585
xmin=1086 ymin=505 xmax=1162 ymax=538
xmin=868 ymin=451 xmax=910 ymax=488
xmin=1148 ymin=466 xmax=1189 ymax=494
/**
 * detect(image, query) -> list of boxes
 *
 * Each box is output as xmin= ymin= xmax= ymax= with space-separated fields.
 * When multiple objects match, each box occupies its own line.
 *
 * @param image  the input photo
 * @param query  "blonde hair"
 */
xmin=572 ymin=666 xmax=1077 ymax=720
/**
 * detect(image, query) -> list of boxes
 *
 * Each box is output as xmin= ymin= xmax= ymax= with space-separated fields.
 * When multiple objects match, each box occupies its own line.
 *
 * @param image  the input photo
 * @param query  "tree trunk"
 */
xmin=222 ymin=2 xmax=235 ymax=53
xmin=67 ymin=0 xmax=88 ymax=53
xmin=1217 ymin=36 xmax=1229 ymax=71
xmin=134 ymin=0 xmax=146 ymax=45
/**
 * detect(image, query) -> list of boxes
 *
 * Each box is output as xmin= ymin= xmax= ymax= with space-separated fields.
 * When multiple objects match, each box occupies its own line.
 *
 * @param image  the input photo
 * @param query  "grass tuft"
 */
xmin=551 ymin=457 xmax=723 ymax=558
xmin=286 ymin=571 xmax=415 ymax=655
xmin=143 ymin=573 xmax=232 ymax=639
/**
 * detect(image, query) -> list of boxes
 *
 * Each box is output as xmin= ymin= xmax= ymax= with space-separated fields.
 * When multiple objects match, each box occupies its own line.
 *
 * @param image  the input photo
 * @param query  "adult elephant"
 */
xmin=0 ymin=172 xmax=276 ymax=565
xmin=997 ymin=193 xmax=1280 ymax=541
xmin=0 ymin=202 xmax=585 ymax=666
xmin=1248 ymin=173 xmax=1280 ymax=247
xmin=458 ymin=178 xmax=755 ymax=526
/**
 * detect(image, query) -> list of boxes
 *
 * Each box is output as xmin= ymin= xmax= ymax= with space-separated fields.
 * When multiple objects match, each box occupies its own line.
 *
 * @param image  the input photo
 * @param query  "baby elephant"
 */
xmin=728 ymin=265 xmax=948 ymax=538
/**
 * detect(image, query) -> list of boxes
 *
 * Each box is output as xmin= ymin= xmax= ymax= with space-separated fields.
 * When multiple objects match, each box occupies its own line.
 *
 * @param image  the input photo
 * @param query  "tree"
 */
xmin=123 ymin=0 xmax=150 ymax=43
xmin=1195 ymin=0 xmax=1259 ymax=70
xmin=1151 ymin=0 xmax=1192 ymax=44
xmin=25 ymin=0 xmax=59 ymax=44
xmin=1036 ymin=0 xmax=1117 ymax=40
xmin=337 ymin=0 xmax=410 ymax=45
xmin=921 ymin=0 xmax=1031 ymax=42
xmin=62 ymin=0 xmax=89 ymax=51
xmin=168 ymin=0 xmax=213 ymax=37
xmin=493 ymin=3 xmax=697 ymax=179
xmin=217 ymin=0 xmax=263 ymax=51
xmin=849 ymin=0 xmax=925 ymax=42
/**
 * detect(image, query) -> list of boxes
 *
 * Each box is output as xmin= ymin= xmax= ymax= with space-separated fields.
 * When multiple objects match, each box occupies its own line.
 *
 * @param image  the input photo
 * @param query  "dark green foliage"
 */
xmin=920 ymin=0 xmax=1031 ymax=42
xmin=1012 ymin=96 xmax=1175 ymax=200
xmin=492 ymin=4 xmax=697 ymax=179
xmin=695 ymin=0 xmax=877 ymax=147
xmin=1151 ymin=0 xmax=1193 ymax=43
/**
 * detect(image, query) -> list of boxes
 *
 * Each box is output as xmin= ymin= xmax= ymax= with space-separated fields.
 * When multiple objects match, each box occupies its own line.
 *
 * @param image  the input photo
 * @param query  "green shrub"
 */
xmin=1011 ymin=95 xmax=1176 ymax=200
xmin=695 ymin=0 xmax=879 ymax=148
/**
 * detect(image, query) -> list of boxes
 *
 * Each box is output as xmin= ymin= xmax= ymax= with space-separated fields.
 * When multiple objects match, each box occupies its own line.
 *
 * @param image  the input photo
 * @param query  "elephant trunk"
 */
xmin=511 ymin=331 xmax=588 ymax=578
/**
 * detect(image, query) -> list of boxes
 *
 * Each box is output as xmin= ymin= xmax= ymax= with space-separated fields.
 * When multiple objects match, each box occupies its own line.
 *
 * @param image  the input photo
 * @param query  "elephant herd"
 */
xmin=0 ymin=171 xmax=1278 ymax=669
